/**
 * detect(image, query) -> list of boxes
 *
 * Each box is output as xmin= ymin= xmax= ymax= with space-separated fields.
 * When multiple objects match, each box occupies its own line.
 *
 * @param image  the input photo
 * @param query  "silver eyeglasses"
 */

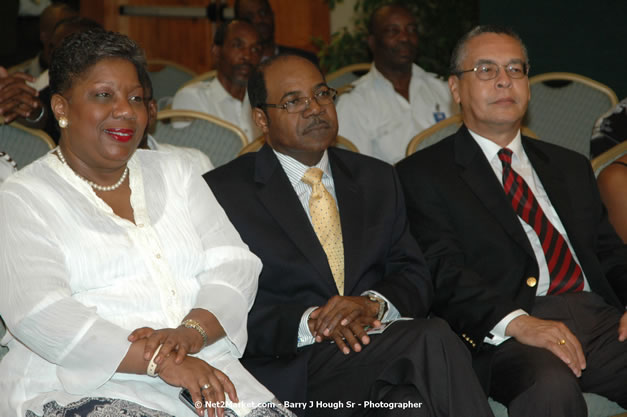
xmin=263 ymin=88 xmax=337 ymax=113
xmin=454 ymin=62 xmax=529 ymax=81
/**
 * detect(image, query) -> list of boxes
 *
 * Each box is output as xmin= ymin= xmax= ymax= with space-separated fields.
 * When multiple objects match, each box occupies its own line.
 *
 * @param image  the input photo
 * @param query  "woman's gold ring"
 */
xmin=558 ymin=339 xmax=566 ymax=345
xmin=202 ymin=384 xmax=211 ymax=390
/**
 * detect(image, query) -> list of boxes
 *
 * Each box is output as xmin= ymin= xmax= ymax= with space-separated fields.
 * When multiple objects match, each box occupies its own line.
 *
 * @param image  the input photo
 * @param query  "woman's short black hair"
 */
xmin=49 ymin=29 xmax=148 ymax=96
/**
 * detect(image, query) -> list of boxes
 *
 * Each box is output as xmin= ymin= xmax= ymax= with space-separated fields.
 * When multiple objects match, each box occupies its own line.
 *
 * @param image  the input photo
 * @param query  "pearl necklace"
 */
xmin=56 ymin=147 xmax=129 ymax=192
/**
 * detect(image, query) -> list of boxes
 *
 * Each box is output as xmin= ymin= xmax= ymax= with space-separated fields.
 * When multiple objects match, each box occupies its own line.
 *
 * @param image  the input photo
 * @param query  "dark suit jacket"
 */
xmin=204 ymin=144 xmax=432 ymax=401
xmin=396 ymin=126 xmax=627 ymax=385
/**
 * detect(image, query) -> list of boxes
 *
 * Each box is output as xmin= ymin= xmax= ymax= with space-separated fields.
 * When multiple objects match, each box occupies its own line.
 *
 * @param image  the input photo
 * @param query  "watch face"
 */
xmin=368 ymin=295 xmax=386 ymax=320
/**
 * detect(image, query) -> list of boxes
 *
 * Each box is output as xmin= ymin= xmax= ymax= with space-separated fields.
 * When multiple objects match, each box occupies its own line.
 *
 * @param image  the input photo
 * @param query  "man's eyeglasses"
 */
xmin=454 ymin=62 xmax=529 ymax=81
xmin=263 ymin=88 xmax=337 ymax=113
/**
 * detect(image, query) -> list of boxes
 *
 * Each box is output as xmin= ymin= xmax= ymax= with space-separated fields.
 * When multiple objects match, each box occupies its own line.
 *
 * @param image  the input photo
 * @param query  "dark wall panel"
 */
xmin=480 ymin=0 xmax=627 ymax=98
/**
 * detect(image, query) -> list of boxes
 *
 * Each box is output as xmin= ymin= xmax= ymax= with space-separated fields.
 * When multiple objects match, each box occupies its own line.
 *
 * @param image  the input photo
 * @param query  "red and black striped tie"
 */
xmin=498 ymin=148 xmax=584 ymax=295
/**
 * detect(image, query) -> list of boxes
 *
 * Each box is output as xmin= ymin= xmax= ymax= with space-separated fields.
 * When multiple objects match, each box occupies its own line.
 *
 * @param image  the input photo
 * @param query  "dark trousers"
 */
xmin=306 ymin=317 xmax=494 ymax=417
xmin=489 ymin=292 xmax=627 ymax=417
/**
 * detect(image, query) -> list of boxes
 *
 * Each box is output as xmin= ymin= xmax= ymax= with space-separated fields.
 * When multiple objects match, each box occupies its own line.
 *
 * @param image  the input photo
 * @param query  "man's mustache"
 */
xmin=303 ymin=117 xmax=330 ymax=134
xmin=391 ymin=41 xmax=417 ymax=56
xmin=234 ymin=63 xmax=254 ymax=72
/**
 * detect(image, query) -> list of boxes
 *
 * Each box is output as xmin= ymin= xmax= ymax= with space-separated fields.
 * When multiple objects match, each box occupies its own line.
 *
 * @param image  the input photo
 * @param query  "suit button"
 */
xmin=526 ymin=277 xmax=537 ymax=287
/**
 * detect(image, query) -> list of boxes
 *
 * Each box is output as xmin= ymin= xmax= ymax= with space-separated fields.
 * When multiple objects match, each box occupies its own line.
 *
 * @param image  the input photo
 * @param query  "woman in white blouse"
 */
xmin=0 ymin=29 xmax=292 ymax=417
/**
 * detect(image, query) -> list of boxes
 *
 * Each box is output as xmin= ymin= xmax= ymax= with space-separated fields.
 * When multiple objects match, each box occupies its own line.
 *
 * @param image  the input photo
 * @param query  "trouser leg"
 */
xmin=307 ymin=317 xmax=493 ymax=417
xmin=488 ymin=291 xmax=627 ymax=417
xmin=489 ymin=339 xmax=587 ymax=417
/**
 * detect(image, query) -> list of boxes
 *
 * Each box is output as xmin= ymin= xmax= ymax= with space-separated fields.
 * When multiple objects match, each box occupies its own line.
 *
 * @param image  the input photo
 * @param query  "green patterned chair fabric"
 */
xmin=153 ymin=110 xmax=247 ymax=168
xmin=147 ymin=60 xmax=196 ymax=110
xmin=525 ymin=73 xmax=618 ymax=158
xmin=0 ymin=123 xmax=55 ymax=169
xmin=489 ymin=393 xmax=626 ymax=417
xmin=326 ymin=63 xmax=371 ymax=91
xmin=413 ymin=121 xmax=461 ymax=153
xmin=405 ymin=113 xmax=463 ymax=156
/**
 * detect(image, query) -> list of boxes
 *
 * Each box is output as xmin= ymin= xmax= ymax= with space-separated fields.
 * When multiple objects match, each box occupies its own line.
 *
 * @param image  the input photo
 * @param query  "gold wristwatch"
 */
xmin=367 ymin=293 xmax=388 ymax=321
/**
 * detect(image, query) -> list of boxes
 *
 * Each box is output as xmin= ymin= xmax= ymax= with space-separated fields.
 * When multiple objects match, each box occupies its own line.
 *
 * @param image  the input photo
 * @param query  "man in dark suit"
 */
xmin=396 ymin=25 xmax=627 ymax=417
xmin=234 ymin=0 xmax=319 ymax=65
xmin=204 ymin=54 xmax=493 ymax=417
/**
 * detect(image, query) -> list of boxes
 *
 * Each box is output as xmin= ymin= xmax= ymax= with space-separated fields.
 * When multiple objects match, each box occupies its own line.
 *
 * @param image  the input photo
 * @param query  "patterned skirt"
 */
xmin=26 ymin=397 xmax=295 ymax=417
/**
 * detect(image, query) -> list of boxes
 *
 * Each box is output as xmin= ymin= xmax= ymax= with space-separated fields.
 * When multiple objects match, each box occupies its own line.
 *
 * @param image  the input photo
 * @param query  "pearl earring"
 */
xmin=58 ymin=117 xmax=68 ymax=128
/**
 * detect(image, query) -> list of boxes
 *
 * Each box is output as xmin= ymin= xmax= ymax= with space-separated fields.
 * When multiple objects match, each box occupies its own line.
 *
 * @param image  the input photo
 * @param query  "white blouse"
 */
xmin=0 ymin=149 xmax=272 ymax=416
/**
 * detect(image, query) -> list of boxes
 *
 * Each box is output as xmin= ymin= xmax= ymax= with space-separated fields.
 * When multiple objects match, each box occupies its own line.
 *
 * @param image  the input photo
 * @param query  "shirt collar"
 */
xmin=273 ymin=149 xmax=331 ymax=188
xmin=370 ymin=63 xmax=425 ymax=87
xmin=211 ymin=77 xmax=243 ymax=104
xmin=468 ymin=128 xmax=524 ymax=164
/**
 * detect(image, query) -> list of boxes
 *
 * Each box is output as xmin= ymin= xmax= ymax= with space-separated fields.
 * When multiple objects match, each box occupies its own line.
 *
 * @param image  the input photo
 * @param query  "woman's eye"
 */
xmin=130 ymin=96 xmax=144 ymax=103
xmin=95 ymin=92 xmax=111 ymax=98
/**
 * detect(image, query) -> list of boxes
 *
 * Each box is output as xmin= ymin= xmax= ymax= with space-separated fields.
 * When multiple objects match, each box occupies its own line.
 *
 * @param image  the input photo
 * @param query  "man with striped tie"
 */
xmin=396 ymin=25 xmax=627 ymax=417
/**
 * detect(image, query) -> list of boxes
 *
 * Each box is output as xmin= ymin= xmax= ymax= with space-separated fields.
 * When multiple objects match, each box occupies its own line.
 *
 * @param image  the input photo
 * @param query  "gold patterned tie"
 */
xmin=302 ymin=167 xmax=345 ymax=295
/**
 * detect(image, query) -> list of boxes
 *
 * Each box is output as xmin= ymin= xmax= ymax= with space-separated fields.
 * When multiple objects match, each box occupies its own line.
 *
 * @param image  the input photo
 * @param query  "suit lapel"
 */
xmin=254 ymin=145 xmax=337 ymax=293
xmin=329 ymin=149 xmax=363 ymax=296
xmin=454 ymin=126 xmax=535 ymax=258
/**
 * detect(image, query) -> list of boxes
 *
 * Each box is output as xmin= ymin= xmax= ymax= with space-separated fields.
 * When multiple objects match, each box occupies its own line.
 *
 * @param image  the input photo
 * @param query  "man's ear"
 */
xmin=252 ymin=107 xmax=269 ymax=133
xmin=211 ymin=45 xmax=221 ymax=61
xmin=367 ymin=34 xmax=375 ymax=54
xmin=448 ymin=75 xmax=462 ymax=105
xmin=50 ymin=93 xmax=68 ymax=121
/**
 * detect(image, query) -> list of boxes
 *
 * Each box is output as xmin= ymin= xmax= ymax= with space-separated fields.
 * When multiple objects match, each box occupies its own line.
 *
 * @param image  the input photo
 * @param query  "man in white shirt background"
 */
xmin=336 ymin=4 xmax=456 ymax=164
xmin=172 ymin=19 xmax=262 ymax=142
xmin=141 ymin=77 xmax=213 ymax=174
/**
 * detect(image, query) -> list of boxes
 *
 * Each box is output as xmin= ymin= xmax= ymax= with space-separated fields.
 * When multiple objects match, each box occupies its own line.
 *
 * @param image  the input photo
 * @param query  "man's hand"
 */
xmin=505 ymin=315 xmax=586 ymax=377
xmin=618 ymin=311 xmax=627 ymax=342
xmin=0 ymin=67 xmax=42 ymax=123
xmin=308 ymin=295 xmax=381 ymax=354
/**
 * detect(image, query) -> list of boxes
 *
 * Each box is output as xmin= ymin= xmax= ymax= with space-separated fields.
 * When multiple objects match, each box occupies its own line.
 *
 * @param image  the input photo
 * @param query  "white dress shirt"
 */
xmin=336 ymin=63 xmax=456 ymax=164
xmin=172 ymin=78 xmax=260 ymax=141
xmin=0 ymin=150 xmax=272 ymax=416
xmin=469 ymin=129 xmax=590 ymax=345
xmin=272 ymin=150 xmax=400 ymax=347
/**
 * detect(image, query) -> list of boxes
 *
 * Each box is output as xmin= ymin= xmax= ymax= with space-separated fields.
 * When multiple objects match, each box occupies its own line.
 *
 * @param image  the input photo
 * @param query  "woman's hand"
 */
xmin=128 ymin=326 xmax=204 ymax=365
xmin=158 ymin=355 xmax=238 ymax=417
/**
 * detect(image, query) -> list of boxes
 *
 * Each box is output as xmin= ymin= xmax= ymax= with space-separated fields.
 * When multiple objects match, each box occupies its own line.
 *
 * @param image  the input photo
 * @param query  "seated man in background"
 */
xmin=597 ymin=151 xmax=627 ymax=243
xmin=141 ymin=74 xmax=214 ymax=173
xmin=8 ymin=2 xmax=77 ymax=77
xmin=336 ymin=4 xmax=456 ymax=164
xmin=172 ymin=19 xmax=262 ymax=142
xmin=0 ymin=16 xmax=101 ymax=142
xmin=204 ymin=53 xmax=494 ymax=417
xmin=397 ymin=25 xmax=627 ymax=417
xmin=234 ymin=0 xmax=319 ymax=64
xmin=590 ymin=97 xmax=627 ymax=157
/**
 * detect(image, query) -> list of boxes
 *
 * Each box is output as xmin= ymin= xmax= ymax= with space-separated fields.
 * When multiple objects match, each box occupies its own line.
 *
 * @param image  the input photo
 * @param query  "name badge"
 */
xmin=433 ymin=112 xmax=446 ymax=122
xmin=433 ymin=103 xmax=446 ymax=122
